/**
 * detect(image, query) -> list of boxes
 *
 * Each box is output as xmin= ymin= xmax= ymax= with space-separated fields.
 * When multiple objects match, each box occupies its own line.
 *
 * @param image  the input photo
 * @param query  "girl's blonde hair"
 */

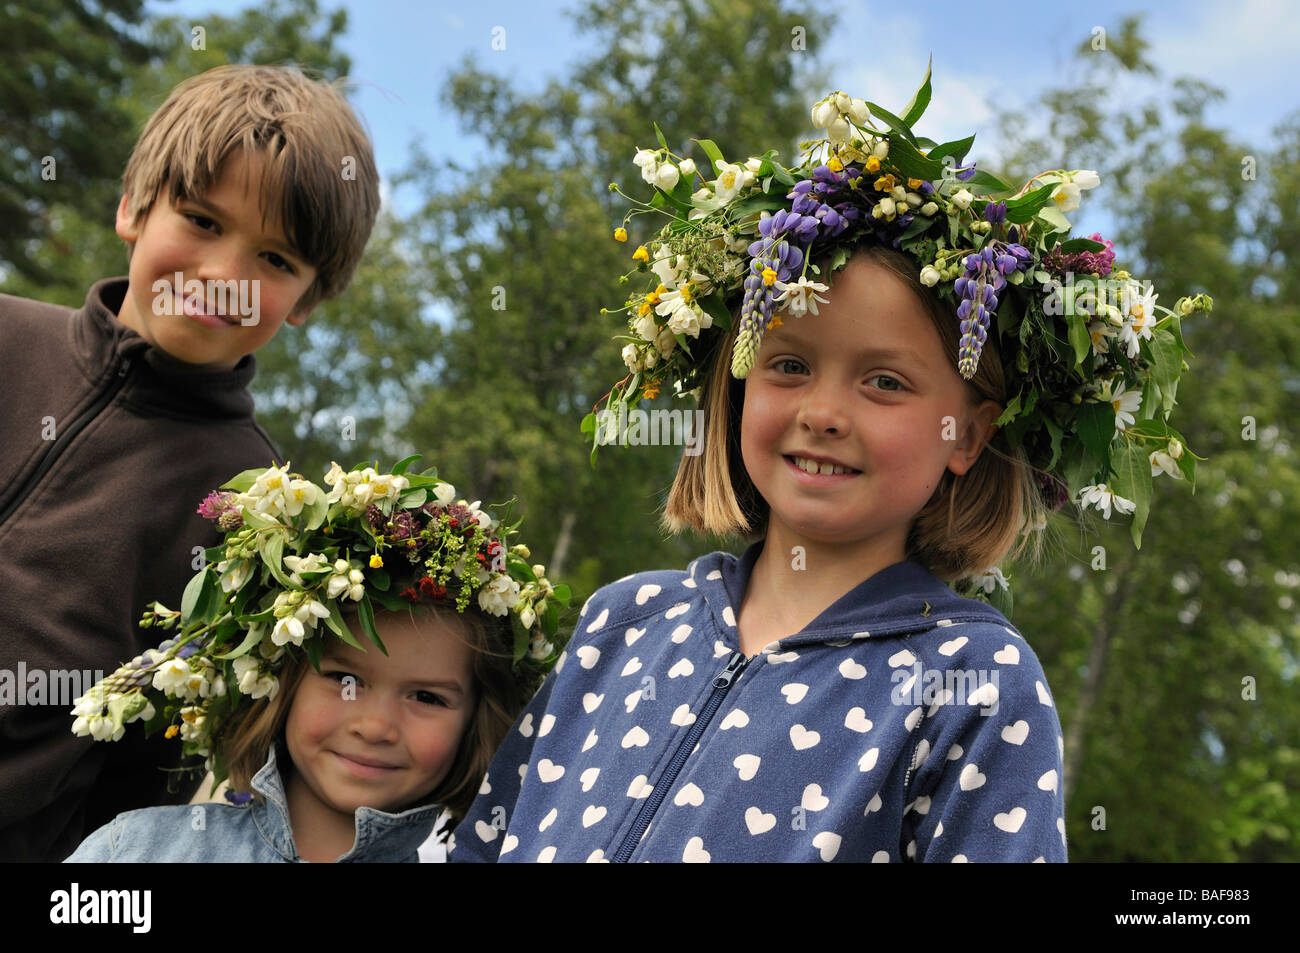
xmin=219 ymin=601 xmax=529 ymax=823
xmin=663 ymin=243 xmax=1057 ymax=583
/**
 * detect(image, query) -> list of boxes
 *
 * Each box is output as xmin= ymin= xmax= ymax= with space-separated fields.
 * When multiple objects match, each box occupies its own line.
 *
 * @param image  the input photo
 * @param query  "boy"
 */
xmin=0 ymin=65 xmax=379 ymax=860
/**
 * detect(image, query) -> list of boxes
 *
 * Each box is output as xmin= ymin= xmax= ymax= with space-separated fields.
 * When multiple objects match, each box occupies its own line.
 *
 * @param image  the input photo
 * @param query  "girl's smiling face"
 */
xmin=740 ymin=252 xmax=1002 ymax=560
xmin=284 ymin=608 xmax=476 ymax=823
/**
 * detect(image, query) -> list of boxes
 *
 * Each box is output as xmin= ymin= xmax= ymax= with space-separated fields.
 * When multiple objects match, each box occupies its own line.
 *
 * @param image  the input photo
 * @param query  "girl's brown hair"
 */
xmin=219 ymin=601 xmax=529 ymax=823
xmin=664 ymin=243 xmax=1058 ymax=583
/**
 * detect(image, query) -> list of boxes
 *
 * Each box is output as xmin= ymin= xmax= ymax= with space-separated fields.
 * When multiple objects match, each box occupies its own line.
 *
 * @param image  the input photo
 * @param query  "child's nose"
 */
xmin=797 ymin=377 xmax=852 ymax=436
xmin=348 ymin=696 xmax=401 ymax=743
xmin=196 ymin=239 xmax=246 ymax=282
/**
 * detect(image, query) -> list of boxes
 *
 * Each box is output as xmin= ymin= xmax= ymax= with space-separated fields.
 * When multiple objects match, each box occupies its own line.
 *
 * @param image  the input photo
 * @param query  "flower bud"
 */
xmin=834 ymin=91 xmax=851 ymax=113
xmin=1072 ymin=169 xmax=1101 ymax=190
xmin=678 ymin=158 xmax=696 ymax=177
xmin=1168 ymin=439 xmax=1183 ymax=459
xmin=811 ymin=100 xmax=837 ymax=129
xmin=872 ymin=140 xmax=889 ymax=160
xmin=655 ymin=163 xmax=680 ymax=191
xmin=848 ymin=98 xmax=870 ymax=125
xmin=951 ymin=188 xmax=973 ymax=210
xmin=878 ymin=197 xmax=896 ymax=217
xmin=920 ymin=201 xmax=938 ymax=216
xmin=919 ymin=266 xmax=941 ymax=287
xmin=827 ymin=117 xmax=851 ymax=146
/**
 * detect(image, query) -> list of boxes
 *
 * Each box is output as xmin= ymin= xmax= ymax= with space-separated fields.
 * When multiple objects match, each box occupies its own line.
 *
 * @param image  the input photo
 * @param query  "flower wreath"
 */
xmin=69 ymin=457 xmax=570 ymax=783
xmin=585 ymin=60 xmax=1212 ymax=611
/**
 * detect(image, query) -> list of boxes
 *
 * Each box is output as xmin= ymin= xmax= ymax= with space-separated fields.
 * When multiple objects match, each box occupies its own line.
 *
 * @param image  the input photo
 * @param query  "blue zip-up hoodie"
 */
xmin=64 ymin=745 xmax=441 ymax=863
xmin=450 ymin=544 xmax=1067 ymax=863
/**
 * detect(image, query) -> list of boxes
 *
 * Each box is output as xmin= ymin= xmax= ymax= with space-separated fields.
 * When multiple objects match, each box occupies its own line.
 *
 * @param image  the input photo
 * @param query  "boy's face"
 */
xmin=114 ymin=151 xmax=318 ymax=371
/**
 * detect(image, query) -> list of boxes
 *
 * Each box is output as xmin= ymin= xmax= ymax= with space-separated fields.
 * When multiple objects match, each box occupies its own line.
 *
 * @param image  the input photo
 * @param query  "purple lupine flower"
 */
xmin=225 ymin=790 xmax=254 ymax=806
xmin=954 ymin=241 xmax=1027 ymax=379
xmin=984 ymin=201 xmax=1007 ymax=225
xmin=956 ymin=163 xmax=977 ymax=181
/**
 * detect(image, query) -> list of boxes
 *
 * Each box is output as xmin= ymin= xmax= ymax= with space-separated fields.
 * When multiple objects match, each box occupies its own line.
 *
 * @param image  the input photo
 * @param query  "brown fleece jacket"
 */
xmin=0 ymin=278 xmax=282 ymax=861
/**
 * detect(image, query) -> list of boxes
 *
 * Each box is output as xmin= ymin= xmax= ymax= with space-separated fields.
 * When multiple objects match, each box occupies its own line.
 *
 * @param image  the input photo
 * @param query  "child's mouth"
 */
xmin=786 ymin=455 xmax=861 ymax=477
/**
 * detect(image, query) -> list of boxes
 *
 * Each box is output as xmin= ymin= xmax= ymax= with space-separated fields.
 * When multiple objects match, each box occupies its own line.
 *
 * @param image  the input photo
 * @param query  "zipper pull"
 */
xmin=714 ymin=651 xmax=747 ymax=688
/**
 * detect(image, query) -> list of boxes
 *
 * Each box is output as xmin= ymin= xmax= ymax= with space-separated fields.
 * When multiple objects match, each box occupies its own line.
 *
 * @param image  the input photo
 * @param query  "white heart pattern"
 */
xmin=576 ymin=645 xmax=601 ymax=669
xmin=622 ymin=725 xmax=650 ymax=748
xmin=720 ymin=709 xmax=749 ymax=730
xmin=580 ymin=767 xmax=600 ymax=792
xmin=858 ymin=748 xmax=879 ymax=772
xmin=538 ymin=713 xmax=556 ymax=737
xmin=537 ymin=759 xmax=565 ymax=782
xmin=790 ymin=724 xmax=821 ymax=750
xmin=734 ymin=754 xmax=760 ymax=781
xmin=620 ymin=658 xmax=642 ymax=677
xmin=538 ymin=808 xmax=558 ymax=832
xmin=959 ymin=763 xmax=986 ymax=791
xmin=801 ymin=783 xmax=829 ymax=811
xmin=938 ymin=636 xmax=968 ymax=656
xmin=670 ymin=624 xmax=693 ymax=644
xmin=582 ymin=692 xmax=604 ymax=714
xmin=625 ymin=627 xmax=646 ymax=646
xmin=745 ymin=807 xmax=776 ymax=835
xmin=682 ymin=836 xmax=711 ymax=862
xmin=845 ymin=707 xmax=873 ymax=733
xmin=475 ymin=820 xmax=498 ymax=843
xmin=781 ymin=683 xmax=809 ymax=704
xmin=627 ymin=775 xmax=652 ymax=798
xmin=993 ymin=644 xmax=1020 ymax=665
xmin=674 ymin=783 xmax=704 ymax=807
xmin=671 ymin=704 xmax=696 ymax=727
xmin=582 ymin=805 xmax=607 ymax=828
xmin=1038 ymin=769 xmax=1059 ymax=794
xmin=1001 ymin=720 xmax=1029 ymax=745
xmin=665 ymin=602 xmax=691 ymax=619
xmin=635 ymin=583 xmax=661 ymax=605
xmin=518 ymin=713 xmax=534 ymax=738
xmin=582 ymin=728 xmax=598 ymax=752
xmin=838 ymin=658 xmax=867 ymax=680
xmin=994 ymin=807 xmax=1027 ymax=833
xmin=585 ymin=609 xmax=609 ymax=634
xmin=667 ymin=658 xmax=695 ymax=678
xmin=812 ymin=831 xmax=842 ymax=862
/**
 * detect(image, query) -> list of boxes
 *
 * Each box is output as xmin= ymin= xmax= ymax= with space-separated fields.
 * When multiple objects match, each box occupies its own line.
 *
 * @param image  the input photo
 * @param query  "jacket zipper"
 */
xmin=0 ymin=356 xmax=132 ymax=529
xmin=612 ymin=650 xmax=749 ymax=863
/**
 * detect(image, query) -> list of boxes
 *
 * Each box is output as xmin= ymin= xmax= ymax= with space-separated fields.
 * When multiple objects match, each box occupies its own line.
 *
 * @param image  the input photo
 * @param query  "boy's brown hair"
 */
xmin=219 ymin=602 xmax=530 ymax=823
xmin=120 ymin=64 xmax=380 ymax=313
xmin=663 ymin=244 xmax=1059 ymax=584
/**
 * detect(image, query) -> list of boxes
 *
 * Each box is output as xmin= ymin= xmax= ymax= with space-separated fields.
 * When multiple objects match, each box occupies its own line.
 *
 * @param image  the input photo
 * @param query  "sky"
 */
xmin=144 ymin=0 xmax=1300 ymax=246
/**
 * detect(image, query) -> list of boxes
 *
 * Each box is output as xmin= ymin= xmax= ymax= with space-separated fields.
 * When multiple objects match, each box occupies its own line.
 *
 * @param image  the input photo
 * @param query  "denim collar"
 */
xmin=248 ymin=746 xmax=442 ymax=862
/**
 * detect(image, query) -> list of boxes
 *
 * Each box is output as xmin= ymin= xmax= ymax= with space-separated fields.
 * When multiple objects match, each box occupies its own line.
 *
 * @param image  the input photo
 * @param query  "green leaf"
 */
xmin=219 ymin=468 xmax=265 ymax=493
xmin=862 ymin=101 xmax=916 ymax=143
xmin=542 ymin=600 xmax=559 ymax=638
xmin=1058 ymin=237 xmax=1106 ymax=253
xmin=987 ymin=579 xmax=1014 ymax=620
xmin=886 ymin=135 xmax=945 ymax=180
xmin=1044 ymin=415 xmax=1064 ymax=470
xmin=215 ymin=626 xmax=263 ymax=661
xmin=324 ymin=600 xmax=364 ymax=650
xmin=1036 ymin=206 xmax=1072 ymax=233
xmin=1067 ymin=310 xmax=1092 ymax=368
xmin=693 ymin=138 xmax=724 ymax=174
xmin=898 ymin=215 xmax=933 ymax=242
xmin=398 ymin=488 xmax=428 ymax=508
xmin=730 ymin=192 xmax=789 ymax=219
xmin=653 ymin=121 xmax=669 ymax=151
xmin=699 ymin=292 xmax=733 ymax=333
xmin=357 ymin=594 xmax=388 ymax=653
xmin=551 ymin=583 xmax=572 ymax=604
xmin=926 ymin=134 xmax=975 ymax=165
xmin=513 ymin=623 xmax=529 ymax=665
xmin=368 ymin=566 xmax=390 ymax=591
xmin=1076 ymin=399 xmax=1116 ymax=463
xmin=960 ymin=169 xmax=1014 ymax=196
xmin=1110 ymin=441 xmax=1154 ymax=550
xmin=900 ymin=55 xmax=933 ymax=128
xmin=180 ymin=570 xmax=207 ymax=622
xmin=1004 ymin=183 xmax=1058 ymax=224
xmin=1147 ymin=329 xmax=1183 ymax=405
xmin=994 ymin=394 xmax=1022 ymax=427
xmin=392 ymin=455 xmax=422 ymax=475
xmin=580 ymin=412 xmax=597 ymax=436
xmin=304 ymin=637 xmax=323 ymax=673
xmin=302 ymin=493 xmax=328 ymax=532
xmin=261 ymin=533 xmax=294 ymax=589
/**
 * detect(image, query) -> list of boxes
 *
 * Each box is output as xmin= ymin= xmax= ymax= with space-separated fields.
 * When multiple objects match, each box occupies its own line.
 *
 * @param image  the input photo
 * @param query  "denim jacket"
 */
xmin=64 ymin=745 xmax=442 ymax=862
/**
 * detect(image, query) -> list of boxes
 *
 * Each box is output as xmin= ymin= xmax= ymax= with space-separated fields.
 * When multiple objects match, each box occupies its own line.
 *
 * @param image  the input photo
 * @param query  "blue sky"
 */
xmin=151 ymin=0 xmax=1300 ymax=228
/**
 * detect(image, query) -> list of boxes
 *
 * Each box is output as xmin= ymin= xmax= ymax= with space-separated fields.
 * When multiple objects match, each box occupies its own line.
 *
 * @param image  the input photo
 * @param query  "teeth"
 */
xmin=794 ymin=456 xmax=850 ymax=475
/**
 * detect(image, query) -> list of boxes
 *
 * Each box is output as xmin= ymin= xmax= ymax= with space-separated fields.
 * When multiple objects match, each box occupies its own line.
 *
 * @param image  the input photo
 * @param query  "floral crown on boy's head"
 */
xmin=588 ymin=60 xmax=1212 ymax=601
xmin=69 ymin=457 xmax=571 ymax=781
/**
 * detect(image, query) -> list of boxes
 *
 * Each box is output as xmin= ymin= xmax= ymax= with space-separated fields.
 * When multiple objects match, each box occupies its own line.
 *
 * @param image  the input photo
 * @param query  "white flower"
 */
xmin=323 ymin=461 xmax=347 ymax=502
xmin=1051 ymin=182 xmax=1081 ymax=212
xmin=667 ymin=304 xmax=703 ymax=338
xmin=633 ymin=314 xmax=658 ymax=342
xmin=655 ymin=163 xmax=680 ymax=191
xmin=477 ymin=574 xmax=521 ymax=616
xmin=872 ymin=140 xmax=889 ymax=160
xmin=152 ymin=659 xmax=192 ymax=697
xmin=712 ymin=161 xmax=747 ymax=203
xmin=433 ymin=482 xmax=456 ymax=505
xmin=519 ymin=605 xmax=536 ymax=630
xmin=633 ymin=149 xmax=659 ymax=184
xmin=972 ymin=566 xmax=1010 ymax=594
xmin=1150 ymin=448 xmax=1183 ymax=479
xmin=1087 ymin=317 xmax=1118 ymax=356
xmin=847 ymin=98 xmax=870 ymax=125
xmin=678 ymin=158 xmax=696 ymax=177
xmin=811 ymin=99 xmax=837 ymax=129
xmin=744 ymin=157 xmax=764 ymax=174
xmin=650 ymin=253 xmax=684 ymax=289
xmin=655 ymin=325 xmax=677 ymax=358
xmin=233 ymin=656 xmax=278 ymax=699
xmin=920 ymin=201 xmax=939 ymax=217
xmin=284 ymin=552 xmax=329 ymax=585
xmin=1072 ymin=169 xmax=1101 ymax=190
xmin=622 ymin=343 xmax=644 ymax=372
xmin=1078 ymin=483 xmax=1137 ymax=520
xmin=950 ymin=188 xmax=973 ymax=211
xmin=283 ymin=476 xmax=320 ymax=517
xmin=773 ymin=277 xmax=830 ymax=318
xmin=271 ymin=615 xmax=306 ymax=647
xmin=877 ymin=196 xmax=897 ymax=218
xmin=293 ymin=598 xmax=331 ymax=628
xmin=178 ymin=707 xmax=206 ymax=743
xmin=217 ymin=558 xmax=251 ymax=593
xmin=919 ymin=266 xmax=941 ymax=287
xmin=1119 ymin=284 xmax=1159 ymax=359
xmin=1101 ymin=380 xmax=1142 ymax=432
xmin=245 ymin=463 xmax=291 ymax=517
xmin=827 ymin=116 xmax=850 ymax=147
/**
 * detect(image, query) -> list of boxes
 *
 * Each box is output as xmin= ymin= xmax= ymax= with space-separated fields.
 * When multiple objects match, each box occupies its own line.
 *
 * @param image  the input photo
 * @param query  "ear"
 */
xmin=946 ymin=399 xmax=1002 ymax=477
xmin=115 ymin=195 xmax=139 ymax=243
xmin=285 ymin=306 xmax=312 ymax=328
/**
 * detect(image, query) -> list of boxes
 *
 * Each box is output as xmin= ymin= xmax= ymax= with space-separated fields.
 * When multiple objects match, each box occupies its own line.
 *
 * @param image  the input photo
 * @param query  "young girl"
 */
xmin=450 ymin=72 xmax=1207 ymax=863
xmin=65 ymin=459 xmax=565 ymax=863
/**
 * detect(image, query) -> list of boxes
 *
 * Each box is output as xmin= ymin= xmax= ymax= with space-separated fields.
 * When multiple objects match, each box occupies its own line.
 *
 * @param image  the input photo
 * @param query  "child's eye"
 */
xmin=869 ymin=374 xmax=904 ymax=392
xmin=321 ymin=669 xmax=355 ymax=686
xmin=413 ymin=690 xmax=447 ymax=707
xmin=262 ymin=251 xmax=296 ymax=274
xmin=185 ymin=213 xmax=217 ymax=232
xmin=775 ymin=358 xmax=809 ymax=375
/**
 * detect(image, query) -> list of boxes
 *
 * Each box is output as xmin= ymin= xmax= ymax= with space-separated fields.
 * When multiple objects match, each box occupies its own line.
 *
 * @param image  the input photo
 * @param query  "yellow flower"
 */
xmin=864 ymin=155 xmax=881 ymax=173
xmin=767 ymin=314 xmax=784 ymax=330
xmin=874 ymin=174 xmax=896 ymax=192
xmin=762 ymin=267 xmax=778 ymax=286
xmin=907 ymin=177 xmax=924 ymax=189
xmin=632 ymin=245 xmax=649 ymax=262
xmin=642 ymin=381 xmax=661 ymax=400
xmin=638 ymin=302 xmax=651 ymax=316
xmin=614 ymin=227 xmax=628 ymax=242
xmin=369 ymin=554 xmax=384 ymax=569
xmin=165 ymin=724 xmax=180 ymax=740
xmin=827 ymin=155 xmax=844 ymax=172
